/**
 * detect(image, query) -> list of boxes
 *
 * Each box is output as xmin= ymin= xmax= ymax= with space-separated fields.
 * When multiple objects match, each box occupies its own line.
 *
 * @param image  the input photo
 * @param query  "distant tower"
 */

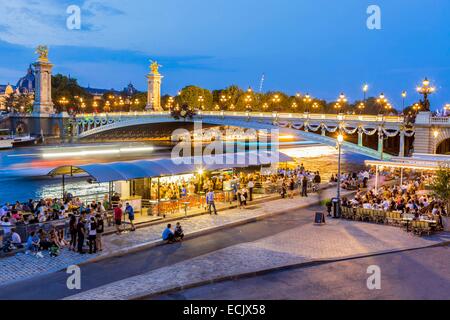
xmin=145 ymin=60 xmax=163 ymax=111
xmin=32 ymin=45 xmax=54 ymax=115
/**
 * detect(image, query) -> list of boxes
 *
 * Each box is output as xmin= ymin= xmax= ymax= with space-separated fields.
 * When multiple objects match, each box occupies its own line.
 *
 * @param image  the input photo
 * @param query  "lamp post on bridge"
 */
xmin=416 ymin=78 xmax=435 ymax=111
xmin=401 ymin=91 xmax=407 ymax=113
xmin=303 ymin=93 xmax=312 ymax=113
xmin=363 ymin=84 xmax=369 ymax=102
xmin=336 ymin=133 xmax=344 ymax=218
xmin=335 ymin=93 xmax=347 ymax=114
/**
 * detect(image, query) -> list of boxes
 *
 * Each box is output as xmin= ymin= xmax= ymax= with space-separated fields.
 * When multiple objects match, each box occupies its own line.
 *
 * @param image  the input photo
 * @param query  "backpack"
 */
xmin=49 ymin=245 xmax=60 ymax=257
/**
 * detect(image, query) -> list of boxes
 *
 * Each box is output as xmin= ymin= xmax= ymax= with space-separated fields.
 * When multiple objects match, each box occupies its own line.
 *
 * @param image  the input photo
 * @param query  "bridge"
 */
xmin=74 ymin=111 xmax=412 ymax=160
xmin=3 ymin=110 xmax=450 ymax=158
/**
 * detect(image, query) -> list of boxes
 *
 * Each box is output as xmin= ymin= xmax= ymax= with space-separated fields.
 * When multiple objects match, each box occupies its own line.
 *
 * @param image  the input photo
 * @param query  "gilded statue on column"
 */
xmin=149 ymin=60 xmax=162 ymax=75
xmin=35 ymin=45 xmax=49 ymax=61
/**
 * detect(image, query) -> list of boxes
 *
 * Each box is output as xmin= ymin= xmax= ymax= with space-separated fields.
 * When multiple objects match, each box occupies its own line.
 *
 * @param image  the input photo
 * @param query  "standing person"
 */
xmin=125 ymin=202 xmax=136 ymax=231
xmin=280 ymin=182 xmax=287 ymax=199
xmin=87 ymin=217 xmax=97 ymax=254
xmin=302 ymin=175 xmax=308 ymax=197
xmin=206 ymin=189 xmax=218 ymax=215
xmin=326 ymin=200 xmax=333 ymax=217
xmin=114 ymin=203 xmax=123 ymax=234
xmin=247 ymin=179 xmax=254 ymax=202
xmin=95 ymin=213 xmax=104 ymax=251
xmin=69 ymin=215 xmax=77 ymax=251
xmin=241 ymin=187 xmax=248 ymax=206
xmin=289 ymin=178 xmax=295 ymax=199
xmin=76 ymin=217 xmax=85 ymax=254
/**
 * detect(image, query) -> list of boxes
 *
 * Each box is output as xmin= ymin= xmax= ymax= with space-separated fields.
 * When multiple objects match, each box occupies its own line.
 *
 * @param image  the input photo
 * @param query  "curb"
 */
xmin=79 ymin=195 xmax=324 ymax=266
xmin=131 ymin=240 xmax=450 ymax=300
xmin=100 ymin=193 xmax=283 ymax=237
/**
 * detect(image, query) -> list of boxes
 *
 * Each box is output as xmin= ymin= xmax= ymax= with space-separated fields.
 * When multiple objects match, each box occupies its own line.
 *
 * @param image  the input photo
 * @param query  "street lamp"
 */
xmin=376 ymin=93 xmax=389 ymax=114
xmin=272 ymin=94 xmax=281 ymax=109
xmin=58 ymin=97 xmax=69 ymax=111
xmin=244 ymin=94 xmax=253 ymax=112
xmin=336 ymin=93 xmax=347 ymax=114
xmin=104 ymin=100 xmax=111 ymax=112
xmin=412 ymin=103 xmax=422 ymax=114
xmin=363 ymin=84 xmax=369 ymax=101
xmin=444 ymin=103 xmax=450 ymax=116
xmin=357 ymin=102 xmax=365 ymax=114
xmin=220 ymin=95 xmax=228 ymax=111
xmin=334 ymin=102 xmax=342 ymax=113
xmin=416 ymin=77 xmax=435 ymax=111
xmin=303 ymin=93 xmax=312 ymax=113
xmin=198 ymin=95 xmax=205 ymax=110
xmin=401 ymin=91 xmax=407 ymax=111
xmin=433 ymin=129 xmax=440 ymax=154
xmin=336 ymin=133 xmax=344 ymax=218
xmin=312 ymin=102 xmax=320 ymax=113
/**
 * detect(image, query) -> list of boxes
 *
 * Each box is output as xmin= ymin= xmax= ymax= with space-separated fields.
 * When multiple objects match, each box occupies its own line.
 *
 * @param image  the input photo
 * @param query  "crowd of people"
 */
xmin=0 ymin=195 xmax=137 ymax=256
xmin=341 ymin=173 xmax=446 ymax=228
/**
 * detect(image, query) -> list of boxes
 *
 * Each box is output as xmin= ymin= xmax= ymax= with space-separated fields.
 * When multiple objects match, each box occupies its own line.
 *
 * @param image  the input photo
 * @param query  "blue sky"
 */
xmin=0 ymin=0 xmax=449 ymax=110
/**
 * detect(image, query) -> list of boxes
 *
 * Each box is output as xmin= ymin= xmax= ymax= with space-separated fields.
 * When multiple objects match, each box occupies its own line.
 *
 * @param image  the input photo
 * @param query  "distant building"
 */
xmin=0 ymin=65 xmax=37 ymax=110
xmin=84 ymin=82 xmax=140 ymax=101
xmin=16 ymin=65 xmax=36 ymax=94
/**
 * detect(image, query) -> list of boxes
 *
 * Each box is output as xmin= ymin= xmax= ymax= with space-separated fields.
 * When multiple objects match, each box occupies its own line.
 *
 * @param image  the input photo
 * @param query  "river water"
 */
xmin=0 ymin=140 xmax=372 ymax=203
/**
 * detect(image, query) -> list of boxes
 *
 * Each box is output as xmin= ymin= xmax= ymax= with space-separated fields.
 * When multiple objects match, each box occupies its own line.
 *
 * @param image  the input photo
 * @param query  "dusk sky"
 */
xmin=0 ymin=0 xmax=448 ymax=109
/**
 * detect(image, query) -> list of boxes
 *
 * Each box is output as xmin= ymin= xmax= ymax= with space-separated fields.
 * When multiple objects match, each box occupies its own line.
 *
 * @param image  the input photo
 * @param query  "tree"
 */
xmin=3 ymin=92 xmax=33 ymax=113
xmin=52 ymin=74 xmax=93 ymax=113
xmin=430 ymin=167 xmax=450 ymax=215
xmin=177 ymin=86 xmax=213 ymax=110
xmin=16 ymin=93 xmax=33 ymax=113
xmin=3 ymin=93 xmax=17 ymax=113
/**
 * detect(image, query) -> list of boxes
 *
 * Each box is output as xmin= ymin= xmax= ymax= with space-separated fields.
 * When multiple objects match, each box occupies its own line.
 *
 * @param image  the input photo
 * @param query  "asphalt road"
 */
xmin=0 ymin=203 xmax=323 ymax=300
xmin=153 ymin=246 xmax=450 ymax=300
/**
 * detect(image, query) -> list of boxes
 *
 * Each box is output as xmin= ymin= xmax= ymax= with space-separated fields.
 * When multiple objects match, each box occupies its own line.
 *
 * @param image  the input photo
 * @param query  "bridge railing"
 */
xmin=75 ymin=111 xmax=404 ymax=123
xmin=430 ymin=117 xmax=450 ymax=124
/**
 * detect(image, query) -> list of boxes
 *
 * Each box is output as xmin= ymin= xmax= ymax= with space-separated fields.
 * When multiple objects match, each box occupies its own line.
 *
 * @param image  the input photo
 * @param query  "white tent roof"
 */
xmin=48 ymin=152 xmax=293 ymax=183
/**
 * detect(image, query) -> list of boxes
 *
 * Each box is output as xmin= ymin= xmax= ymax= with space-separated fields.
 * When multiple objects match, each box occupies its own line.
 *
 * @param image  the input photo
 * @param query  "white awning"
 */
xmin=47 ymin=152 xmax=293 ymax=183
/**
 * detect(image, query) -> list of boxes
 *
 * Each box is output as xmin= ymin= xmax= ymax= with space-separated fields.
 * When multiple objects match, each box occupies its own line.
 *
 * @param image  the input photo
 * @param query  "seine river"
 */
xmin=0 ymin=140 xmax=371 ymax=203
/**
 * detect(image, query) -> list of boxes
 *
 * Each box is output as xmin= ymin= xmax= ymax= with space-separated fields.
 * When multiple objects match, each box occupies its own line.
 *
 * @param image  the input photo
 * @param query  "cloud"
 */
xmin=0 ymin=0 xmax=126 ymax=49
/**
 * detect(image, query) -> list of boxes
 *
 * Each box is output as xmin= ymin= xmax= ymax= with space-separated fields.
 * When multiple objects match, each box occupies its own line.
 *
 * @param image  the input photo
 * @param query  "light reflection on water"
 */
xmin=0 ymin=141 xmax=371 ymax=203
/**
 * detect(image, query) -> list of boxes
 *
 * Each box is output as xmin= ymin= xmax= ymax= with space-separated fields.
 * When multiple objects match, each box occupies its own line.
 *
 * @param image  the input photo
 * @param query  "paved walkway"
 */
xmin=0 ymin=187 xmax=337 ymax=287
xmin=153 ymin=246 xmax=450 ymax=300
xmin=66 ymin=217 xmax=450 ymax=300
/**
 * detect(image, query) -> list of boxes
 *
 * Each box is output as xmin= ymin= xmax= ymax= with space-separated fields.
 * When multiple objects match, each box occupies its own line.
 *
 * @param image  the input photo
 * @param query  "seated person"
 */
xmin=10 ymin=228 xmax=23 ymax=249
xmin=162 ymin=224 xmax=175 ymax=243
xmin=26 ymin=231 xmax=40 ymax=253
xmin=174 ymin=222 xmax=184 ymax=241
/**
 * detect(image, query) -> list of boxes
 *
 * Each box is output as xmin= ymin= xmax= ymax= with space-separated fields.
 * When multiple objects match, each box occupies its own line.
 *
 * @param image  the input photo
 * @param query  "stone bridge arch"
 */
xmin=435 ymin=129 xmax=450 ymax=154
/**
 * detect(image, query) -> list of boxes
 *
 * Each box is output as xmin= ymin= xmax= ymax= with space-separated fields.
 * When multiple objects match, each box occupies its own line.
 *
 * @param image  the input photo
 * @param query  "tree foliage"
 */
xmin=3 ymin=92 xmax=33 ymax=113
xmin=430 ymin=166 xmax=450 ymax=214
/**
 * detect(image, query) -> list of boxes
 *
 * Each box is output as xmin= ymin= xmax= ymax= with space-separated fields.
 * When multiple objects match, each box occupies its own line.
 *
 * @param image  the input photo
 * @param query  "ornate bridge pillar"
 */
xmin=146 ymin=61 xmax=163 ymax=111
xmin=378 ymin=127 xmax=384 ymax=160
xmin=321 ymin=126 xmax=326 ymax=136
xmin=32 ymin=45 xmax=54 ymax=115
xmin=399 ymin=130 xmax=405 ymax=157
xmin=357 ymin=127 xmax=363 ymax=147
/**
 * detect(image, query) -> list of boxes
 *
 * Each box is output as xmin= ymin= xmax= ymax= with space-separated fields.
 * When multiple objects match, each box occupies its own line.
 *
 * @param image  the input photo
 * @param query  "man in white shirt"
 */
xmin=1 ymin=218 xmax=12 ymax=235
xmin=247 ymin=180 xmax=255 ymax=202
xmin=11 ymin=228 xmax=23 ymax=248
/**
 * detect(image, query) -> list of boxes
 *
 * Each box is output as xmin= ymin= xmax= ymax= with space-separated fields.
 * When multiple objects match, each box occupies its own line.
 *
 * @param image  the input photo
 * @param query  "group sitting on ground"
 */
xmin=162 ymin=222 xmax=184 ymax=243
